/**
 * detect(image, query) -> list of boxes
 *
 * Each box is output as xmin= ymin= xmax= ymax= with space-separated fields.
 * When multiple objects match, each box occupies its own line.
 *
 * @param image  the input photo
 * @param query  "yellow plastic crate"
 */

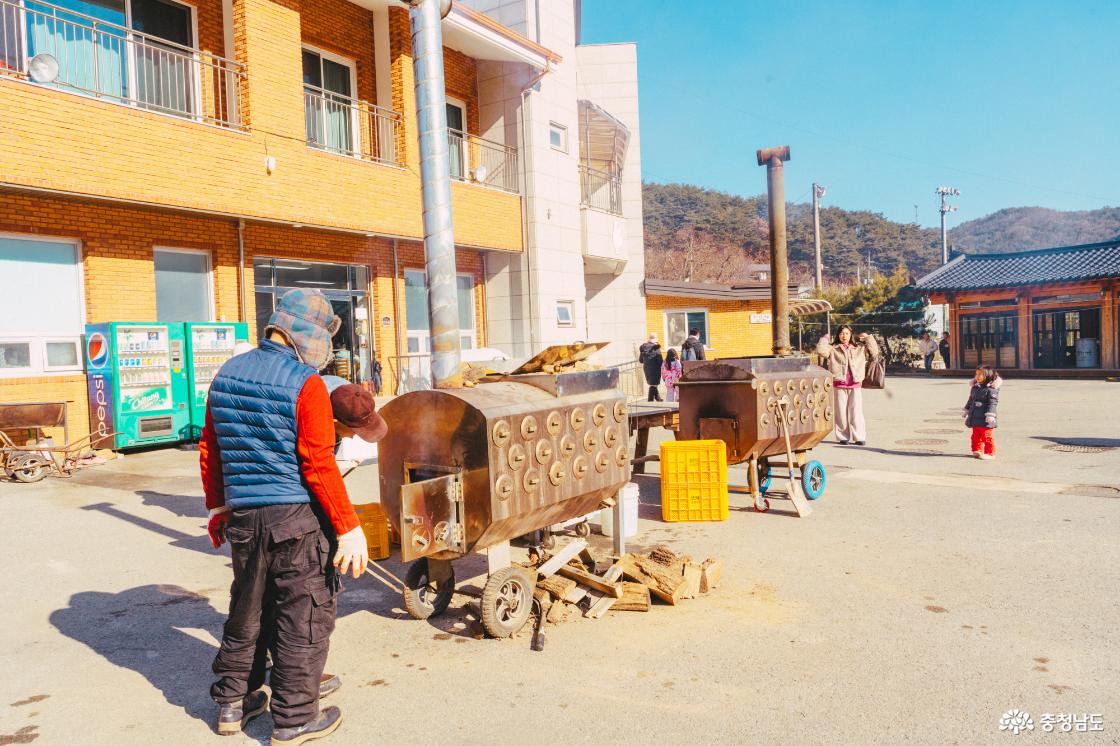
xmin=353 ymin=502 xmax=391 ymax=560
xmin=660 ymin=440 xmax=728 ymax=522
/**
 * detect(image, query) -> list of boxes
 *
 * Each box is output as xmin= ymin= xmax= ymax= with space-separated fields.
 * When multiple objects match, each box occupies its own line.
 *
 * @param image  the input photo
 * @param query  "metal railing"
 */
xmin=0 ymin=0 xmax=246 ymax=129
xmin=390 ymin=353 xmax=433 ymax=395
xmin=610 ymin=359 xmax=647 ymax=403
xmin=303 ymin=84 xmax=401 ymax=166
xmin=580 ymin=163 xmax=623 ymax=215
xmin=448 ymin=127 xmax=520 ymax=194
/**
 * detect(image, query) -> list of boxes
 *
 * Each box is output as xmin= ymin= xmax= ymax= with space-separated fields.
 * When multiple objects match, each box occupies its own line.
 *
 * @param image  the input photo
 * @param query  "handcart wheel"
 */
xmin=756 ymin=458 xmax=773 ymax=493
xmin=480 ymin=566 xmax=535 ymax=638
xmin=10 ymin=455 xmax=46 ymax=484
xmin=754 ymin=497 xmax=770 ymax=513
xmin=540 ymin=530 xmax=556 ymax=550
xmin=574 ymin=520 xmax=591 ymax=538
xmin=402 ymin=558 xmax=455 ymax=620
xmin=801 ymin=460 xmax=826 ymax=500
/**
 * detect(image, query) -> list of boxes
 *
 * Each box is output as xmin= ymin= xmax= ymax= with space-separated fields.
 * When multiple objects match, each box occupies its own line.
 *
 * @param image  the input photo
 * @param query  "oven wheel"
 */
xmin=481 ymin=566 xmax=535 ymax=638
xmin=402 ymin=558 xmax=456 ymax=620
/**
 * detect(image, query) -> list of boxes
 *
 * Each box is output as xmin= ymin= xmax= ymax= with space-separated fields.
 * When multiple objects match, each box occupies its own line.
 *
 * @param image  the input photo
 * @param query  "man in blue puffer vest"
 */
xmin=199 ymin=288 xmax=370 ymax=744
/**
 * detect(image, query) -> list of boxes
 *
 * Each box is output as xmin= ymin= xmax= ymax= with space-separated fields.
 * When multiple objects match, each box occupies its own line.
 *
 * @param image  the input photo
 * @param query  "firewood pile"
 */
xmin=529 ymin=540 xmax=721 ymax=628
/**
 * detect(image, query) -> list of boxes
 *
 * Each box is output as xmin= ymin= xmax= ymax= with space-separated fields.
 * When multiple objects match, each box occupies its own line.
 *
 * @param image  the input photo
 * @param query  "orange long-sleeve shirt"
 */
xmin=199 ymin=375 xmax=359 ymax=536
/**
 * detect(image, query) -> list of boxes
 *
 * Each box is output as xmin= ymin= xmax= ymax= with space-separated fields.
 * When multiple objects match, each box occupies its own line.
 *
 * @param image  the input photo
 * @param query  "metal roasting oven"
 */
xmin=378 ymin=344 xmax=631 ymax=637
xmin=676 ymin=356 xmax=832 ymax=511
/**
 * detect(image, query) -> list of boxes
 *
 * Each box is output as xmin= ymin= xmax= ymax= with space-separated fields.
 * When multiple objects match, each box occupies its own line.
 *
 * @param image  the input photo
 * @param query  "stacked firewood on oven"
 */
xmin=530 ymin=541 xmax=721 ymax=625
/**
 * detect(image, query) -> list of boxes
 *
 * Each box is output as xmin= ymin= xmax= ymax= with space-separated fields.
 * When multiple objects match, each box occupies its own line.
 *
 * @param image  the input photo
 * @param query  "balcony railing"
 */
xmin=0 ymin=0 xmax=245 ymax=129
xmin=448 ymin=127 xmax=519 ymax=194
xmin=303 ymin=84 xmax=401 ymax=166
xmin=580 ymin=163 xmax=623 ymax=215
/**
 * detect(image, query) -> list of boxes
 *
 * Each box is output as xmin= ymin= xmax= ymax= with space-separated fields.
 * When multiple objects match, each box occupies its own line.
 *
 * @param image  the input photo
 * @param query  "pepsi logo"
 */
xmin=87 ymin=332 xmax=109 ymax=368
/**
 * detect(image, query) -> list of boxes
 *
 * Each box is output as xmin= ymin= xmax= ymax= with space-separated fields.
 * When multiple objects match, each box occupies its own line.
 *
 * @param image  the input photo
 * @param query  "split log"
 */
xmin=546 ymin=600 xmax=569 ymax=624
xmin=612 ymin=582 xmax=650 ymax=612
xmin=557 ymin=562 xmax=623 ymax=598
xmin=617 ymin=554 xmax=686 ymax=605
xmin=537 ymin=574 xmax=577 ymax=600
xmin=647 ymin=545 xmax=678 ymax=566
xmin=700 ymin=559 xmax=722 ymax=593
xmin=681 ymin=563 xmax=702 ymax=600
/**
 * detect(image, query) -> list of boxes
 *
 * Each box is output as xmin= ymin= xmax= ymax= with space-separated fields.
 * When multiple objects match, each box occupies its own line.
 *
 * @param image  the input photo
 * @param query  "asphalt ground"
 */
xmin=1 ymin=376 xmax=1117 ymax=745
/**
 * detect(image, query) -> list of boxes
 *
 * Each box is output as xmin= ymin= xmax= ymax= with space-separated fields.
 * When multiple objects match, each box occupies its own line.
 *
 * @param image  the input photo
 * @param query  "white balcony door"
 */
xmin=446 ymin=98 xmax=465 ymax=180
xmin=130 ymin=0 xmax=196 ymax=115
xmin=303 ymin=47 xmax=356 ymax=155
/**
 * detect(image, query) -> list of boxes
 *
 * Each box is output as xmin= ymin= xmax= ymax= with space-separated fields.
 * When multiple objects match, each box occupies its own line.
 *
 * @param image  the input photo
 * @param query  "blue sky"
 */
xmin=580 ymin=1 xmax=1120 ymax=228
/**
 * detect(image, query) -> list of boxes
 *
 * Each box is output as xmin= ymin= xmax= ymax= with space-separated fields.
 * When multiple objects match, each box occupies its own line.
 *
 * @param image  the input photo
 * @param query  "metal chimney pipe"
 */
xmin=757 ymin=145 xmax=791 ymax=357
xmin=408 ymin=0 xmax=462 ymax=388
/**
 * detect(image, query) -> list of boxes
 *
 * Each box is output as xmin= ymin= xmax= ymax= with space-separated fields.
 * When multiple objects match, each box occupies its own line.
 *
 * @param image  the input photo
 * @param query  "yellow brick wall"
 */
xmin=0 ymin=0 xmax=523 ymax=252
xmin=0 ymin=193 xmax=491 ymax=440
xmin=645 ymin=295 xmax=774 ymax=359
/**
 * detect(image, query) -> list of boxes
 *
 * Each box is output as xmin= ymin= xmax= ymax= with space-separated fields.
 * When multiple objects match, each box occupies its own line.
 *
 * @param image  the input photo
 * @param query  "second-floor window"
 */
xmin=302 ymin=47 xmax=356 ymax=155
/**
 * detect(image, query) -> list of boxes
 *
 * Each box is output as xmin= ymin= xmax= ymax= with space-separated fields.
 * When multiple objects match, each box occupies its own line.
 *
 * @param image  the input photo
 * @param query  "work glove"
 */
xmin=961 ymin=407 xmax=969 ymax=419
xmin=984 ymin=414 xmax=996 ymax=427
xmin=333 ymin=525 xmax=369 ymax=579
xmin=207 ymin=506 xmax=230 ymax=549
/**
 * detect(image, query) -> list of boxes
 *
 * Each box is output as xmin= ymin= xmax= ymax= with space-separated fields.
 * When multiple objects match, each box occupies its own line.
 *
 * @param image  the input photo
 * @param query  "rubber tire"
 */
xmin=757 ymin=458 xmax=773 ymax=493
xmin=801 ymin=460 xmax=826 ymax=500
xmin=540 ymin=531 xmax=556 ymax=550
xmin=480 ymin=566 xmax=535 ymax=639
xmin=11 ymin=455 xmax=46 ymax=484
xmin=574 ymin=521 xmax=591 ymax=538
xmin=755 ymin=497 xmax=770 ymax=513
xmin=402 ymin=558 xmax=455 ymax=620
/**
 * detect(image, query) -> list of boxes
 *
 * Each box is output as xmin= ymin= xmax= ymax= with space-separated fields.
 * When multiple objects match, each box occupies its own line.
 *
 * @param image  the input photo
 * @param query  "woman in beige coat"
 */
xmin=816 ymin=325 xmax=881 ymax=445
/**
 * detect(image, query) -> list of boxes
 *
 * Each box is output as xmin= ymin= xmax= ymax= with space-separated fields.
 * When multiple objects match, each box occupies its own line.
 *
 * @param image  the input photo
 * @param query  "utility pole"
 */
xmin=812 ymin=183 xmax=826 ymax=291
xmin=936 ymin=186 xmax=960 ymax=265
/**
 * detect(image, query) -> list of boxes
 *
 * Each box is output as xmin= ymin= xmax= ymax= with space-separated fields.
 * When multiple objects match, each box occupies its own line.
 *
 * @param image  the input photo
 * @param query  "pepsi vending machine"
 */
xmin=184 ymin=321 xmax=248 ymax=438
xmin=85 ymin=322 xmax=191 ymax=449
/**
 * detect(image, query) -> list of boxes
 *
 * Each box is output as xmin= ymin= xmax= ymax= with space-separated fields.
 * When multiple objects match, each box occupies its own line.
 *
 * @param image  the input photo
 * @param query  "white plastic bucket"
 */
xmin=601 ymin=482 xmax=640 ymax=538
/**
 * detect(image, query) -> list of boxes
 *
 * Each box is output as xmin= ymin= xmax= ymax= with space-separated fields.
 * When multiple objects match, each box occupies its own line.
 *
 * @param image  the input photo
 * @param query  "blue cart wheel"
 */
xmin=757 ymin=458 xmax=773 ymax=493
xmin=801 ymin=460 xmax=826 ymax=500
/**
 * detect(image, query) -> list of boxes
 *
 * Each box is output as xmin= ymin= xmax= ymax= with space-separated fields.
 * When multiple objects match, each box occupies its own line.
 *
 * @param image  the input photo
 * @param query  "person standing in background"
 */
xmin=939 ymin=332 xmax=952 ymax=371
xmin=661 ymin=348 xmax=683 ymax=402
xmin=918 ymin=332 xmax=938 ymax=373
xmin=638 ymin=334 xmax=664 ymax=402
xmin=817 ymin=325 xmax=881 ymax=446
xmin=681 ymin=328 xmax=706 ymax=361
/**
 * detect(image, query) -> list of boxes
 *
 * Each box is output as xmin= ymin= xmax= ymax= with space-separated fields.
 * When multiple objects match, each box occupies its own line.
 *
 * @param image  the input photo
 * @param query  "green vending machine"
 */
xmin=84 ymin=322 xmax=191 ymax=449
xmin=184 ymin=321 xmax=249 ymax=439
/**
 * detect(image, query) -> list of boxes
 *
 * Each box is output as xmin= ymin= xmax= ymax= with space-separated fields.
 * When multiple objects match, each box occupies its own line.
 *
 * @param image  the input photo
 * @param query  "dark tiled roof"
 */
xmin=644 ymin=279 xmax=797 ymax=300
xmin=915 ymin=240 xmax=1120 ymax=291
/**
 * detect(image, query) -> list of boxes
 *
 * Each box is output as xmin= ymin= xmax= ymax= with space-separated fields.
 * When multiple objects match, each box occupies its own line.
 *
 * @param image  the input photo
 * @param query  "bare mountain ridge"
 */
xmin=948 ymin=206 xmax=1120 ymax=253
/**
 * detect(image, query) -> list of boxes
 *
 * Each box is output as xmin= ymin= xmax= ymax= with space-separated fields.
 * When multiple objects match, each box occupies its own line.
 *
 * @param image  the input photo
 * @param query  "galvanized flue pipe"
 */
xmin=409 ymin=0 xmax=462 ymax=388
xmin=757 ymin=145 xmax=792 ymax=357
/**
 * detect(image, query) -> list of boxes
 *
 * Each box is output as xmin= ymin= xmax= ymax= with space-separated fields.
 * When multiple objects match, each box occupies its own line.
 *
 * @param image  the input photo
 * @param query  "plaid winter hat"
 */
xmin=264 ymin=288 xmax=340 ymax=371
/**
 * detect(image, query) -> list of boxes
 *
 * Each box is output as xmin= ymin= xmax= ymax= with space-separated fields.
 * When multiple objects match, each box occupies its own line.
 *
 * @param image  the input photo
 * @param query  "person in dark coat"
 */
xmin=939 ymin=332 xmax=951 ymax=370
xmin=638 ymin=333 xmax=663 ymax=401
xmin=964 ymin=365 xmax=1001 ymax=460
xmin=681 ymin=328 xmax=706 ymax=361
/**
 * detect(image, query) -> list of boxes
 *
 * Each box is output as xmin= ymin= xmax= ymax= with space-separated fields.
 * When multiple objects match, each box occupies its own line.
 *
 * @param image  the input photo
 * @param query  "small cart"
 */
xmin=0 ymin=402 xmax=113 ymax=483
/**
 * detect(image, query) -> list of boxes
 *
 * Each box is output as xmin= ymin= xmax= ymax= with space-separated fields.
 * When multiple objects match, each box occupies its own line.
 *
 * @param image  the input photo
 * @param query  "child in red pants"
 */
xmin=964 ymin=365 xmax=1001 ymax=459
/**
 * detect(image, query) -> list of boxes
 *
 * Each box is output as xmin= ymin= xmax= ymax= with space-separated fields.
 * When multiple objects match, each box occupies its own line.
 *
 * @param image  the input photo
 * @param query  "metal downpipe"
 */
xmin=757 ymin=146 xmax=792 ymax=357
xmin=409 ymin=0 xmax=461 ymax=388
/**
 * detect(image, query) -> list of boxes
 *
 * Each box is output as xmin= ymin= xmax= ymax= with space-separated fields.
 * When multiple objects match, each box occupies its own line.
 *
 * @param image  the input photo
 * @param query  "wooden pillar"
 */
xmin=1101 ymin=280 xmax=1117 ymax=369
xmin=1017 ymin=292 xmax=1032 ymax=370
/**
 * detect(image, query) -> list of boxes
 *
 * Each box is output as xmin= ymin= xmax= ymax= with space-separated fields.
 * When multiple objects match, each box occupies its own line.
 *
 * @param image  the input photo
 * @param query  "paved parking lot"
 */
xmin=1 ymin=377 xmax=1117 ymax=745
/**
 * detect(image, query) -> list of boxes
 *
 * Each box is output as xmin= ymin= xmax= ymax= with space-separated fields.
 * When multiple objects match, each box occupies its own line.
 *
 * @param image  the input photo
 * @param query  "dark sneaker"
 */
xmin=217 ymin=689 xmax=269 ymax=736
xmin=271 ymin=706 xmax=343 ymax=745
xmin=319 ymin=673 xmax=341 ymax=699
xmin=854 ymin=440 xmax=866 ymax=446
xmin=837 ymin=440 xmax=849 ymax=445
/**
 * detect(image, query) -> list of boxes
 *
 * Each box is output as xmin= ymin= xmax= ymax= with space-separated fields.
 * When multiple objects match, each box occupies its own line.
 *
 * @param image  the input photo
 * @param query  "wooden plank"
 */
xmin=700 ymin=559 xmax=722 ymax=593
xmin=612 ymin=582 xmax=650 ymax=612
xmin=536 ymin=539 xmax=588 ymax=577
xmin=681 ymin=563 xmax=702 ymax=600
xmin=537 ymin=574 xmax=577 ymax=600
xmin=617 ymin=553 xmax=686 ymax=605
xmin=557 ymin=563 xmax=623 ymax=598
xmin=585 ymin=593 xmax=617 ymax=619
xmin=562 ymin=586 xmax=589 ymax=605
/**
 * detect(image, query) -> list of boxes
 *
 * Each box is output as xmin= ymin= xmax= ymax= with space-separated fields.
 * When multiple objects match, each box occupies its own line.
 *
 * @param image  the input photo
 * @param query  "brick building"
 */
xmin=0 ymin=0 xmax=647 ymax=444
xmin=914 ymin=241 xmax=1120 ymax=372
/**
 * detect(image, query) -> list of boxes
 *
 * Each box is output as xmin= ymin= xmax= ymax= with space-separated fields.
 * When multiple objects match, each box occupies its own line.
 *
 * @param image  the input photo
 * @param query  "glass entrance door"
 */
xmin=1033 ymin=308 xmax=1101 ymax=369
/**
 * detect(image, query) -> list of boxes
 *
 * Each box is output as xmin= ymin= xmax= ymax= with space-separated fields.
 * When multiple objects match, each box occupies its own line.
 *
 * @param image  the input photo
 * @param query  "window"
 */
xmin=404 ymin=269 xmax=477 ymax=352
xmin=556 ymin=300 xmax=574 ymax=327
xmin=961 ymin=313 xmax=1017 ymax=369
xmin=549 ymin=122 xmax=567 ymax=152
xmin=446 ymin=99 xmax=467 ymax=180
xmin=303 ymin=47 xmax=357 ymax=155
xmin=0 ymin=235 xmax=84 ymax=376
xmin=664 ymin=309 xmax=709 ymax=349
xmin=154 ymin=248 xmax=212 ymax=322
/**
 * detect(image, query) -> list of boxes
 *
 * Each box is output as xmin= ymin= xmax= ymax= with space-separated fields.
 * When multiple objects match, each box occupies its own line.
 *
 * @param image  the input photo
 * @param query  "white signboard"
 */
xmin=750 ymin=313 xmax=772 ymax=324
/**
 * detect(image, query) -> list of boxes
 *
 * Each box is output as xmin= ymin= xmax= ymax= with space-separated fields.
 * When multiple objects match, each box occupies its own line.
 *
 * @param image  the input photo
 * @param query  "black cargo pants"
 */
xmin=210 ymin=503 xmax=339 ymax=729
